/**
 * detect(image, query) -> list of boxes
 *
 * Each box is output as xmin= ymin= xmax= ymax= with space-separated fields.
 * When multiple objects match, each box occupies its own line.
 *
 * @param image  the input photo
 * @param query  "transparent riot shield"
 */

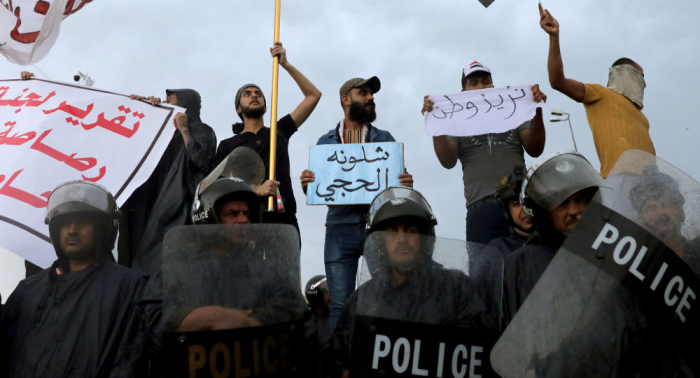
xmin=161 ymin=224 xmax=306 ymax=377
xmin=491 ymin=150 xmax=700 ymax=377
xmin=349 ymin=233 xmax=503 ymax=377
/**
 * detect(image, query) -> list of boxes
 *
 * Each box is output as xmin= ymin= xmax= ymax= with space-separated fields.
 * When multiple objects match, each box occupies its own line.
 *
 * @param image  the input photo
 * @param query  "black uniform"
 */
xmin=325 ymin=261 xmax=487 ymax=377
xmin=1 ymin=256 xmax=144 ymax=377
xmin=119 ymin=89 xmax=216 ymax=276
xmin=487 ymin=227 xmax=529 ymax=258
xmin=503 ymin=233 xmax=563 ymax=326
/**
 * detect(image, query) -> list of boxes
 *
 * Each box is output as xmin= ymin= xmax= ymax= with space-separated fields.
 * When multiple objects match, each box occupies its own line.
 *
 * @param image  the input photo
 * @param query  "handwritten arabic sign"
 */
xmin=424 ymin=85 xmax=543 ymax=137
xmin=0 ymin=78 xmax=179 ymax=267
xmin=307 ymin=142 xmax=404 ymax=205
xmin=1 ymin=0 xmax=94 ymax=65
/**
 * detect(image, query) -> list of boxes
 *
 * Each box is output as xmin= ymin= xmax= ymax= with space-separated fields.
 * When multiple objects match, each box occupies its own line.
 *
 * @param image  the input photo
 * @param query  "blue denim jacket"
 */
xmin=316 ymin=122 xmax=396 ymax=225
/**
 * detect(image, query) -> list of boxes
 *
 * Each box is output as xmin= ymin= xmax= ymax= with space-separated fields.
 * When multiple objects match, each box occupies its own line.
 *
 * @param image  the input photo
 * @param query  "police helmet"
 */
xmin=192 ymin=177 xmax=261 ymax=224
xmin=45 ymin=181 xmax=120 ymax=258
xmin=521 ymin=151 xmax=608 ymax=228
xmin=367 ymin=186 xmax=437 ymax=236
xmin=305 ymin=275 xmax=329 ymax=309
xmin=495 ymin=165 xmax=531 ymax=232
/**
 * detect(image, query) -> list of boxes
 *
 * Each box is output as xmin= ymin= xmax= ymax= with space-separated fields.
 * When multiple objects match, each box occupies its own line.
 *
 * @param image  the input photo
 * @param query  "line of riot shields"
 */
xmin=160 ymin=150 xmax=699 ymax=377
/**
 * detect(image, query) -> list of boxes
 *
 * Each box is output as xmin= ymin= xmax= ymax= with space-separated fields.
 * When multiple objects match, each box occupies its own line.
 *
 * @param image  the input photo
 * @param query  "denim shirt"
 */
xmin=316 ymin=122 xmax=396 ymax=225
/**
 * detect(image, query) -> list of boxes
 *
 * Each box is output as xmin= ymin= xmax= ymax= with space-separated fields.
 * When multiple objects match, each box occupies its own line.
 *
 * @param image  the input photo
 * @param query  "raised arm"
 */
xmin=520 ymin=85 xmax=547 ymax=157
xmin=272 ymin=42 xmax=322 ymax=127
xmin=539 ymin=4 xmax=585 ymax=103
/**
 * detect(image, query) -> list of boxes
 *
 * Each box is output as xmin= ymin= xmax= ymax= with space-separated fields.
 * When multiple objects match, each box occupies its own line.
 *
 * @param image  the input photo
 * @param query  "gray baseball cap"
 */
xmin=339 ymin=76 xmax=381 ymax=97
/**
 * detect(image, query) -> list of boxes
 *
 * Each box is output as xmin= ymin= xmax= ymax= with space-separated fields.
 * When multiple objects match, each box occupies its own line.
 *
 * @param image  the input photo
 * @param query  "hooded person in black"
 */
xmin=1 ymin=181 xmax=145 ymax=378
xmin=503 ymin=152 xmax=608 ymax=325
xmin=324 ymin=187 xmax=488 ymax=378
xmin=120 ymin=89 xmax=216 ymax=276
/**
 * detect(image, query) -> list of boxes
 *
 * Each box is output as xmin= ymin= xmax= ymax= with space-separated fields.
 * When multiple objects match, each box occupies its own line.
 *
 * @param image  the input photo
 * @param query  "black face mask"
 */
xmin=348 ymin=99 xmax=377 ymax=124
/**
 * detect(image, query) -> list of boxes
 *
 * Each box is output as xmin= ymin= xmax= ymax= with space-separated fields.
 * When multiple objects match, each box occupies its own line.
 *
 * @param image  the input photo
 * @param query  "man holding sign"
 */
xmin=301 ymin=76 xmax=413 ymax=332
xmin=422 ymin=62 xmax=546 ymax=245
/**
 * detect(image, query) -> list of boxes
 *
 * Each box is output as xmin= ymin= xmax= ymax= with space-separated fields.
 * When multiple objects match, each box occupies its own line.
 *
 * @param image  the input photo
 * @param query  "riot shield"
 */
xmin=161 ymin=224 xmax=306 ymax=377
xmin=491 ymin=150 xmax=700 ymax=377
xmin=350 ymin=233 xmax=503 ymax=377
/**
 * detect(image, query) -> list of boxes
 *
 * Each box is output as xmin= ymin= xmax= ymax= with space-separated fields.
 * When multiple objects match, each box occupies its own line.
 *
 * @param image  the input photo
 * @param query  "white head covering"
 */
xmin=607 ymin=64 xmax=646 ymax=110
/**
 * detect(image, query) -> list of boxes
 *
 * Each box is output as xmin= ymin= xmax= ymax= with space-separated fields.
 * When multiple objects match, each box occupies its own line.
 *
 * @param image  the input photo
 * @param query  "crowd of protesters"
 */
xmin=3 ymin=4 xmax=697 ymax=378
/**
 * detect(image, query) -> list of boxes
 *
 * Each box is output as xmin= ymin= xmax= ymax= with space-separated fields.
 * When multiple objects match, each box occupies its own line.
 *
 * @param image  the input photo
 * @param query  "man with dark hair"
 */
xmin=539 ymin=4 xmax=655 ymax=177
xmin=215 ymin=42 xmax=321 ymax=235
xmin=421 ymin=61 xmax=546 ymax=245
xmin=300 ymin=76 xmax=414 ymax=332
xmin=1 ymin=181 xmax=144 ymax=377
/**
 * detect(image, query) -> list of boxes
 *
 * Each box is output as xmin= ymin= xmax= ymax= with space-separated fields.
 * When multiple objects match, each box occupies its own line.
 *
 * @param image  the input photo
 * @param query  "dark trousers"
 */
xmin=466 ymin=198 xmax=510 ymax=245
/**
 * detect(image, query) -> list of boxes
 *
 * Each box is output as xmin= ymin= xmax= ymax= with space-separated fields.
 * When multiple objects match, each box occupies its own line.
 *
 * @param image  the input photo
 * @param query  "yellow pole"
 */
xmin=268 ymin=0 xmax=282 ymax=211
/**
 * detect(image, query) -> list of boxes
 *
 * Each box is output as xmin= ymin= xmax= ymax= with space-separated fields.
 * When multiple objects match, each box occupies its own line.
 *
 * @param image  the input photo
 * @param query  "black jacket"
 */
xmin=119 ymin=89 xmax=216 ymax=276
xmin=1 ymin=261 xmax=144 ymax=377
xmin=324 ymin=261 xmax=487 ymax=377
xmin=487 ymin=227 xmax=529 ymax=259
xmin=503 ymin=232 xmax=563 ymax=326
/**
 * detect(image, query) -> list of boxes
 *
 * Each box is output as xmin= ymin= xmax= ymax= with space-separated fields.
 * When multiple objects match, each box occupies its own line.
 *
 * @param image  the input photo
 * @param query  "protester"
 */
xmin=487 ymin=165 xmax=533 ymax=257
xmin=300 ymin=76 xmax=414 ymax=332
xmin=422 ymin=62 xmax=546 ymax=245
xmin=324 ymin=186 xmax=487 ymax=378
xmin=215 ymin=42 xmax=321 ymax=236
xmin=121 ymin=88 xmax=216 ymax=276
xmin=1 ymin=181 xmax=144 ymax=377
xmin=503 ymin=151 xmax=608 ymax=324
xmin=539 ymin=4 xmax=655 ymax=177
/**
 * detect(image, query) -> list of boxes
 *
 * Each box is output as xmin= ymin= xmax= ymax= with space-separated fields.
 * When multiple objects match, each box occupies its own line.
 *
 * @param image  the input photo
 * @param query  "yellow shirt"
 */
xmin=582 ymin=84 xmax=656 ymax=177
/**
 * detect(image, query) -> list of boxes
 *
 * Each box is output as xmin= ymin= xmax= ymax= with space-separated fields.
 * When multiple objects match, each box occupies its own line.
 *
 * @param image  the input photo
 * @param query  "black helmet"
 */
xmin=521 ymin=151 xmax=608 ymax=233
xmin=495 ymin=165 xmax=532 ymax=233
xmin=367 ymin=187 xmax=438 ymax=274
xmin=304 ymin=275 xmax=329 ymax=310
xmin=45 ymin=181 xmax=120 ymax=260
xmin=367 ymin=186 xmax=437 ymax=236
xmin=192 ymin=177 xmax=261 ymax=224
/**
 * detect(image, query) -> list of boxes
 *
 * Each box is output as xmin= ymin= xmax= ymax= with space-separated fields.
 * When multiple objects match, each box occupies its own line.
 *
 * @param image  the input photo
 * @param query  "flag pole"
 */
xmin=268 ymin=0 xmax=282 ymax=211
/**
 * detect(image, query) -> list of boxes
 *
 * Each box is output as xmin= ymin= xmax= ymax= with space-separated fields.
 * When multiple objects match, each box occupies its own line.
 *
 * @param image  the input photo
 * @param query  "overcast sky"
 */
xmin=1 ymin=0 xmax=699 ymax=301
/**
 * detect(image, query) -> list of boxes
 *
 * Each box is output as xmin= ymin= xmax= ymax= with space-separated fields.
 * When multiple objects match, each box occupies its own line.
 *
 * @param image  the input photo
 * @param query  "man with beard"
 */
xmin=300 ymin=77 xmax=414 ymax=332
xmin=1 ymin=181 xmax=144 ymax=377
xmin=215 ymin=42 xmax=321 ymax=236
xmin=487 ymin=165 xmax=533 ymax=257
xmin=539 ymin=3 xmax=655 ymax=177
xmin=503 ymin=151 xmax=608 ymax=324
xmin=421 ymin=62 xmax=546 ymax=245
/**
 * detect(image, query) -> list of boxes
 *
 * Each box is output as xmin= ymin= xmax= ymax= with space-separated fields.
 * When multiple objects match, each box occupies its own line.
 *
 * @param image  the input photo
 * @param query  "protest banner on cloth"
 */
xmin=0 ymin=78 xmax=181 ymax=267
xmin=0 ymin=0 xmax=94 ymax=65
xmin=307 ymin=142 xmax=404 ymax=205
xmin=424 ymin=85 xmax=544 ymax=137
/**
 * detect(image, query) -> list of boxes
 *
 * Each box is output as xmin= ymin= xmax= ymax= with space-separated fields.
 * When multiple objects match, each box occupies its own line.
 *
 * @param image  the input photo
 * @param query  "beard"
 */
xmin=240 ymin=103 xmax=266 ymax=119
xmin=348 ymin=100 xmax=377 ymax=124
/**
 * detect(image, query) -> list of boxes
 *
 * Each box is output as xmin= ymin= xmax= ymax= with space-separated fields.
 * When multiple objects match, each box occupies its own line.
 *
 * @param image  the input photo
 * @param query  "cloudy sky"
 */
xmin=1 ymin=0 xmax=699 ymax=300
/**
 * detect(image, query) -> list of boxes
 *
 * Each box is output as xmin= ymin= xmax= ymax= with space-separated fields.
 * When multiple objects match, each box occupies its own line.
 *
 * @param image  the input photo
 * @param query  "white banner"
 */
xmin=0 ymin=0 xmax=94 ymax=65
xmin=424 ymin=85 xmax=544 ymax=137
xmin=307 ymin=142 xmax=404 ymax=205
xmin=0 ymin=78 xmax=180 ymax=267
